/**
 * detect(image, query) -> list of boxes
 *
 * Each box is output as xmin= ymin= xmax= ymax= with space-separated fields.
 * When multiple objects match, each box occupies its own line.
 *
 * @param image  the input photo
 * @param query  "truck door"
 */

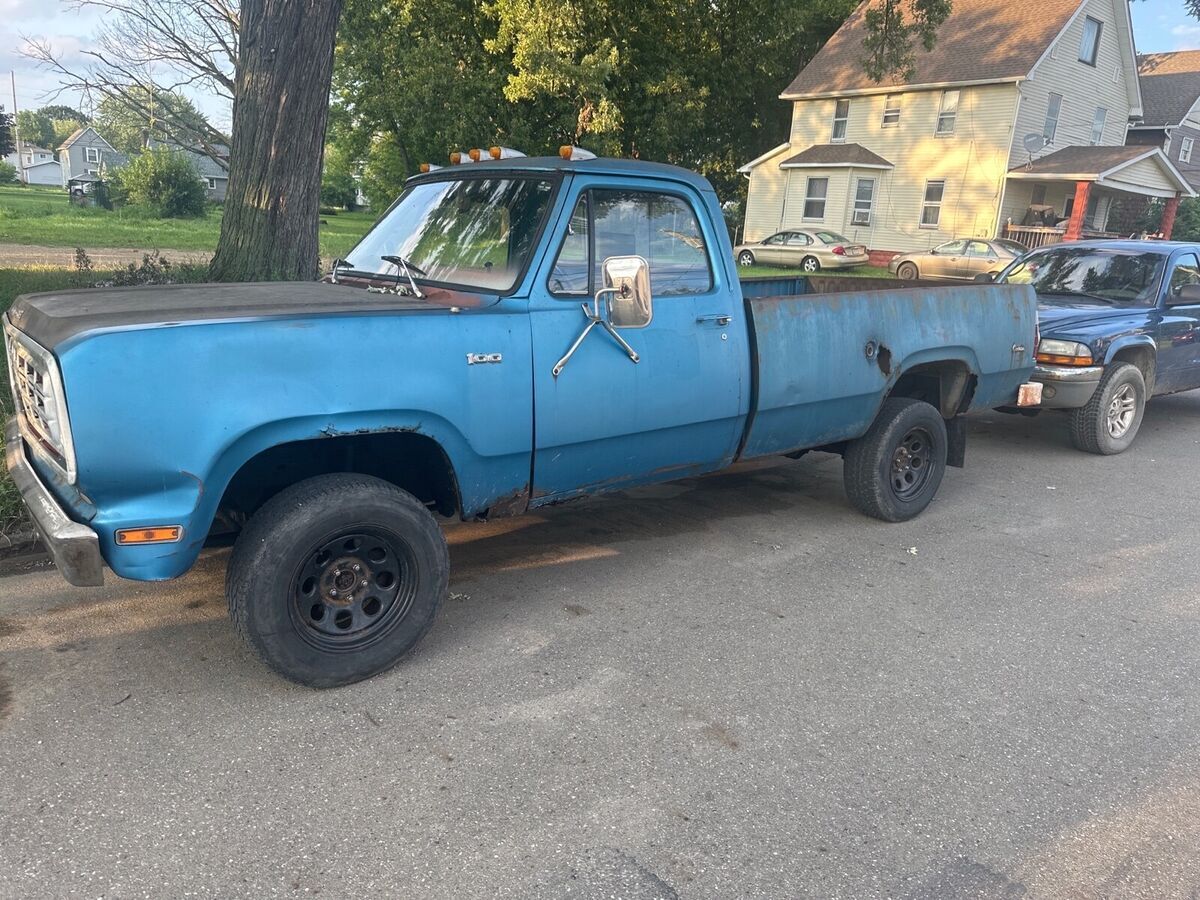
xmin=1157 ymin=251 xmax=1200 ymax=393
xmin=529 ymin=178 xmax=750 ymax=500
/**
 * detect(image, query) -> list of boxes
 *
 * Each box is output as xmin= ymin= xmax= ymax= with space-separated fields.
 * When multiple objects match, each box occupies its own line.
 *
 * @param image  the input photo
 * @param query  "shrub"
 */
xmin=0 ymin=160 xmax=16 ymax=184
xmin=111 ymin=147 xmax=208 ymax=218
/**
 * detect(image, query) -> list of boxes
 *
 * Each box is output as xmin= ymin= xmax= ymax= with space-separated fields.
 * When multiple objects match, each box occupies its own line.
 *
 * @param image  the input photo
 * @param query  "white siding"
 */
xmin=742 ymin=144 xmax=792 ymax=241
xmin=1105 ymin=155 xmax=1179 ymax=193
xmin=1011 ymin=0 xmax=1132 ymax=163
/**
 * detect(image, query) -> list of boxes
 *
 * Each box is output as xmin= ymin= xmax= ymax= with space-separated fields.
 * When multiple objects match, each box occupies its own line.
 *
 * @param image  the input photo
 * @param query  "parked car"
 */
xmin=990 ymin=240 xmax=1200 ymax=454
xmin=734 ymin=229 xmax=869 ymax=272
xmin=888 ymin=239 xmax=1028 ymax=282
xmin=4 ymin=154 xmax=1039 ymax=687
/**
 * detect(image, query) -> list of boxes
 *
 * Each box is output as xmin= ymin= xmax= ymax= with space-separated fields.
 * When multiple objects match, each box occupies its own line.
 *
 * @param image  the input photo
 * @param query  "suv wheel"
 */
xmin=1068 ymin=362 xmax=1146 ymax=455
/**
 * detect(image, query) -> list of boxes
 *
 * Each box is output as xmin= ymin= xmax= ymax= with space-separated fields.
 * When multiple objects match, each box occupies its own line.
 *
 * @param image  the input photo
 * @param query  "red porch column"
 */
xmin=1160 ymin=192 xmax=1181 ymax=240
xmin=1063 ymin=181 xmax=1091 ymax=241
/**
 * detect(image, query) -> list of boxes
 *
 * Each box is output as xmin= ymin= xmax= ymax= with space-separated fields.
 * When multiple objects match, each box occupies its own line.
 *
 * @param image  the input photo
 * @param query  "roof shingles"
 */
xmin=1137 ymin=51 xmax=1200 ymax=127
xmin=782 ymin=0 xmax=1083 ymax=98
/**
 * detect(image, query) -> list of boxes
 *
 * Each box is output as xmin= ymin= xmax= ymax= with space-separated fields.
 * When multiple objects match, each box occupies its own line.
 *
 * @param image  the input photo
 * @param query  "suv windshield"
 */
xmin=344 ymin=176 xmax=556 ymax=292
xmin=997 ymin=246 xmax=1167 ymax=305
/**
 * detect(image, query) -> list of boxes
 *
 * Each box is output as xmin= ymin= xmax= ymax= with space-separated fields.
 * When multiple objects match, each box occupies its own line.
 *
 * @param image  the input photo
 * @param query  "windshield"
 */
xmin=344 ymin=176 xmax=556 ymax=292
xmin=997 ymin=246 xmax=1167 ymax=305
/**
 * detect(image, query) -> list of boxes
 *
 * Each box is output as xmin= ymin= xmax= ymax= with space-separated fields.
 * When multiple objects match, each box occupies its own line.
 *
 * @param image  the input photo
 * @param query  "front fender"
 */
xmin=1103 ymin=334 xmax=1156 ymax=366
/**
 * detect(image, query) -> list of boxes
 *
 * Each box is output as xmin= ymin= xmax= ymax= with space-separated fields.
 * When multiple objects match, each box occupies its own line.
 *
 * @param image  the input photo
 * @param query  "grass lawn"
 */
xmin=0 ymin=183 xmax=379 ymax=259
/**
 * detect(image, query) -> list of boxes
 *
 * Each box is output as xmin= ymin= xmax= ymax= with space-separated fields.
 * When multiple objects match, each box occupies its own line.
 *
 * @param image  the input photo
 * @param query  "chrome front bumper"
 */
xmin=1031 ymin=364 xmax=1104 ymax=409
xmin=5 ymin=418 xmax=103 ymax=586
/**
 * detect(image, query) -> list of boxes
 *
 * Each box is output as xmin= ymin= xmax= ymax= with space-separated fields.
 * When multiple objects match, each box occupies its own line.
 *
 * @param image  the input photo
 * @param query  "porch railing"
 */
xmin=1002 ymin=223 xmax=1125 ymax=249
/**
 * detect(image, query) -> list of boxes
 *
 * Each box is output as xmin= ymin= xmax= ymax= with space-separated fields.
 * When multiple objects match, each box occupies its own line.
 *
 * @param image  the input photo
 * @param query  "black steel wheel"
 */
xmin=290 ymin=528 xmax=419 ymax=652
xmin=228 ymin=473 xmax=448 ymax=688
xmin=843 ymin=398 xmax=948 ymax=522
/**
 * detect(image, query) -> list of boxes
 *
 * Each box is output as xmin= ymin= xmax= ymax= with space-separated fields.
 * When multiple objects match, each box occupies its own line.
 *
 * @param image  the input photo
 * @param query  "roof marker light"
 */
xmin=419 ymin=163 xmax=443 ymax=173
xmin=559 ymin=145 xmax=597 ymax=161
xmin=449 ymin=151 xmax=476 ymax=165
xmin=489 ymin=146 xmax=527 ymax=159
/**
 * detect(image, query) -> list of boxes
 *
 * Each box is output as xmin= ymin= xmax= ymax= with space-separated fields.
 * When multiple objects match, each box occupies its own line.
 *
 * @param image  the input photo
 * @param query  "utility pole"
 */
xmin=9 ymin=71 xmax=23 ymax=183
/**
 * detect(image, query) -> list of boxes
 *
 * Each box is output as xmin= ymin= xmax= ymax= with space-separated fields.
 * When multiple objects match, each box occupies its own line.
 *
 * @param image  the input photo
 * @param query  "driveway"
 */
xmin=1 ymin=401 xmax=1199 ymax=898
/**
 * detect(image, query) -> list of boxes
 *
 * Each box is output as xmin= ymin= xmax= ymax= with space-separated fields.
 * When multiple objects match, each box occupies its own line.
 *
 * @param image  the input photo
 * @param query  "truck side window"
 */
xmin=549 ymin=195 xmax=590 ymax=295
xmin=1168 ymin=253 xmax=1200 ymax=298
xmin=592 ymin=190 xmax=712 ymax=296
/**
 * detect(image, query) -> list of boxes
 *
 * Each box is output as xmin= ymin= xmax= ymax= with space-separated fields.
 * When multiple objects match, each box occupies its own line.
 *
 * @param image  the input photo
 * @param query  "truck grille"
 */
xmin=5 ymin=318 xmax=75 ymax=481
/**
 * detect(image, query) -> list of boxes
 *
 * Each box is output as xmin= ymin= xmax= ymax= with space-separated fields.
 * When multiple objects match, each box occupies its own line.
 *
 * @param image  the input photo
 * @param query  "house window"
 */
xmin=1182 ymin=137 xmax=1194 ymax=163
xmin=920 ymin=180 xmax=945 ymax=228
xmin=1043 ymin=93 xmax=1063 ymax=144
xmin=852 ymin=178 xmax=875 ymax=225
xmin=207 ymin=177 xmax=218 ymax=190
xmin=831 ymin=100 xmax=850 ymax=142
xmin=1090 ymin=108 xmax=1107 ymax=145
xmin=803 ymin=177 xmax=828 ymax=220
xmin=936 ymin=90 xmax=959 ymax=135
xmin=84 ymin=147 xmax=101 ymax=163
xmin=881 ymin=95 xmax=901 ymax=127
xmin=1078 ymin=17 xmax=1102 ymax=66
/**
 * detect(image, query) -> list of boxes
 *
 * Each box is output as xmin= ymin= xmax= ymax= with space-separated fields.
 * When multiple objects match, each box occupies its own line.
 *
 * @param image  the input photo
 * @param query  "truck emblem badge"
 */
xmin=466 ymin=353 xmax=503 ymax=365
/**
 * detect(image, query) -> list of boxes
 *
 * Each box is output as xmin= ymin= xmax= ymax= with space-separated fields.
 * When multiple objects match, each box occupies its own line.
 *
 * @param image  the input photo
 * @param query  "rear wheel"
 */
xmin=738 ymin=250 xmax=755 ymax=267
xmin=227 ymin=473 xmax=448 ymax=687
xmin=897 ymin=262 xmax=919 ymax=280
xmin=843 ymin=398 xmax=948 ymax=522
xmin=1068 ymin=362 xmax=1146 ymax=455
xmin=801 ymin=256 xmax=820 ymax=273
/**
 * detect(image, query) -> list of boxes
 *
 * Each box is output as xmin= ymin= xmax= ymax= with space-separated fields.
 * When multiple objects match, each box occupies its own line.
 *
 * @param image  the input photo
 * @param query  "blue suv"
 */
xmin=993 ymin=240 xmax=1200 ymax=453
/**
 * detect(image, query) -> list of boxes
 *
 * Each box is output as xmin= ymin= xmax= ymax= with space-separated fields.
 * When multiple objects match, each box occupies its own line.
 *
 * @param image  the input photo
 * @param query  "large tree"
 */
xmin=208 ymin=0 xmax=345 ymax=281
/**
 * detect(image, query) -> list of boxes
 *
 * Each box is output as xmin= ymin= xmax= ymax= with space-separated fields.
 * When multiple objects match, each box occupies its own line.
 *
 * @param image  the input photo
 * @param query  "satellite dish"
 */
xmin=1023 ymin=133 xmax=1046 ymax=154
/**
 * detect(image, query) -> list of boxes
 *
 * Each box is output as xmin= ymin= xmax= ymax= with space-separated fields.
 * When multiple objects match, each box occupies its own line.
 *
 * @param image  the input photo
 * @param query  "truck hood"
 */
xmin=7 ymin=281 xmax=498 ymax=351
xmin=1036 ymin=297 xmax=1147 ymax=335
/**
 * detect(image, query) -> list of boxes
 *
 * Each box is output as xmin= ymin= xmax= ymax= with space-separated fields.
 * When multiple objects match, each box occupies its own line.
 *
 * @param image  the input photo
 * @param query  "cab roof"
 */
xmin=407 ymin=156 xmax=716 ymax=194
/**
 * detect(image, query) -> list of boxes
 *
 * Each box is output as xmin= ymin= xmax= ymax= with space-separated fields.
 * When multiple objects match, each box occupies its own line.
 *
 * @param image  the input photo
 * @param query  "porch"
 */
xmin=1001 ymin=146 xmax=1193 ymax=248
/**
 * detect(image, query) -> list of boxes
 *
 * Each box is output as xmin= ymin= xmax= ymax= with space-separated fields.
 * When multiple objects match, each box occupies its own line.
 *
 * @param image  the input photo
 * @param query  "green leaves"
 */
xmin=860 ymin=0 xmax=953 ymax=83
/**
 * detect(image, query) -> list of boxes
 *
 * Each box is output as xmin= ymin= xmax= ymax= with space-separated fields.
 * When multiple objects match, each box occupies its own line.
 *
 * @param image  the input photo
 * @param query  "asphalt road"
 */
xmin=2 ymin=399 xmax=1200 ymax=899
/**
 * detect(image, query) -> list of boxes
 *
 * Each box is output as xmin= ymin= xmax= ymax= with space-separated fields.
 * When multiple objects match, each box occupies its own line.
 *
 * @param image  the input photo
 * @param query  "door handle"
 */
xmin=697 ymin=314 xmax=732 ymax=326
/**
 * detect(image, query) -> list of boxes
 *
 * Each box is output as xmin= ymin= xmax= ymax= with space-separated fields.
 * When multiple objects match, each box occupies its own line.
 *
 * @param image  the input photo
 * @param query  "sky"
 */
xmin=1 ymin=0 xmax=1198 ymax=136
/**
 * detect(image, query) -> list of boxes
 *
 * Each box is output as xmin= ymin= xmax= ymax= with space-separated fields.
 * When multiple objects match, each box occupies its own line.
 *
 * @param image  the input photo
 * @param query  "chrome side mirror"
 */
xmin=601 ymin=255 xmax=652 ymax=328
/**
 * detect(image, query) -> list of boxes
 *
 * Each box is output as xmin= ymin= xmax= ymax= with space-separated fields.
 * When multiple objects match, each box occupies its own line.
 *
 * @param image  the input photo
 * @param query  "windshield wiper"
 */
xmin=380 ymin=254 xmax=426 ymax=299
xmin=1037 ymin=289 xmax=1117 ymax=304
xmin=330 ymin=258 xmax=351 ymax=284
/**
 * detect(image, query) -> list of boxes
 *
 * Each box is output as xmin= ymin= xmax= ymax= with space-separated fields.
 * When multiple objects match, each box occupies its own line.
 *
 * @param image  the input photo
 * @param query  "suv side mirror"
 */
xmin=974 ymin=272 xmax=996 ymax=283
xmin=602 ymin=255 xmax=652 ymax=328
xmin=1166 ymin=283 xmax=1200 ymax=306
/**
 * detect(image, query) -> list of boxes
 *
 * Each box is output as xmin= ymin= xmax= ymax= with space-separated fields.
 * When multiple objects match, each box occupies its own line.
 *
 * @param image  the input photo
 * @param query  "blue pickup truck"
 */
xmin=4 ymin=156 xmax=1039 ymax=686
xmin=991 ymin=240 xmax=1200 ymax=453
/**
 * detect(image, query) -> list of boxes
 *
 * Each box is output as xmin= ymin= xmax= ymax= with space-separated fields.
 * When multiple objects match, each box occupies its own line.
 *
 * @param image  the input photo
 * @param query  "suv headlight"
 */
xmin=1036 ymin=339 xmax=1094 ymax=367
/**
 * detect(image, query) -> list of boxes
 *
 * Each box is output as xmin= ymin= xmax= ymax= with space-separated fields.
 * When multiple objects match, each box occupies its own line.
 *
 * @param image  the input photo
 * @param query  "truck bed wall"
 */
xmin=740 ymin=284 xmax=1037 ymax=458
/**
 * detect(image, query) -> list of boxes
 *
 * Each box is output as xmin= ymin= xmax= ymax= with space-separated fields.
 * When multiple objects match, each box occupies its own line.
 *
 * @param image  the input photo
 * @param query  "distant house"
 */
xmin=1128 ymin=50 xmax=1200 ymax=193
xmin=57 ymin=127 xmax=127 ymax=189
xmin=740 ymin=0 xmax=1194 ymax=259
xmin=147 ymin=138 xmax=230 ymax=201
xmin=2 ymin=146 xmax=60 ymax=185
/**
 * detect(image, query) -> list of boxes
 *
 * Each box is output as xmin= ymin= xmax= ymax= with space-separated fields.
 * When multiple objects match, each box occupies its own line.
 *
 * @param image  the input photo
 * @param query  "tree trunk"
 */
xmin=209 ymin=0 xmax=344 ymax=282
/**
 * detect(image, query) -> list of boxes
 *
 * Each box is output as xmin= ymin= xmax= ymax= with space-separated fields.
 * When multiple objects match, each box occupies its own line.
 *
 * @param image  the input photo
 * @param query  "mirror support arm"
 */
xmin=552 ymin=288 xmax=641 ymax=378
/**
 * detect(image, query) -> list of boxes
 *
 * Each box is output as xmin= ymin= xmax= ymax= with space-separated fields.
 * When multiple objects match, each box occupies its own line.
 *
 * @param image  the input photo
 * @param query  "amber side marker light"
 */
xmin=116 ymin=526 xmax=183 ymax=545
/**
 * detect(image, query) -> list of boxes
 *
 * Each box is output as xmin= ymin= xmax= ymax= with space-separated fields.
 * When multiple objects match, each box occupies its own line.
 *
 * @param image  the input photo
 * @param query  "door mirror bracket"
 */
xmin=552 ymin=256 xmax=651 ymax=377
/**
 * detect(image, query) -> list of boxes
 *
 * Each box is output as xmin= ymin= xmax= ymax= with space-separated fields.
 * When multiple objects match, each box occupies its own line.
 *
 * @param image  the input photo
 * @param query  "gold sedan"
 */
xmin=734 ymin=229 xmax=870 ymax=272
xmin=887 ymin=239 xmax=1028 ymax=282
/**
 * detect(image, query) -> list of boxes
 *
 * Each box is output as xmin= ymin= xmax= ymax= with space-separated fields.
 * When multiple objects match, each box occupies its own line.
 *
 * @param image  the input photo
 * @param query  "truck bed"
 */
xmin=738 ymin=280 xmax=1037 ymax=458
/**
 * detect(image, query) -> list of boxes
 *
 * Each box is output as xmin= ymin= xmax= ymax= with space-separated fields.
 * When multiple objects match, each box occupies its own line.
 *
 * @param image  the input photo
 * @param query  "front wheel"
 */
xmin=227 ymin=473 xmax=449 ymax=687
xmin=1068 ymin=362 xmax=1146 ymax=455
xmin=843 ymin=398 xmax=948 ymax=522
xmin=738 ymin=250 xmax=755 ymax=267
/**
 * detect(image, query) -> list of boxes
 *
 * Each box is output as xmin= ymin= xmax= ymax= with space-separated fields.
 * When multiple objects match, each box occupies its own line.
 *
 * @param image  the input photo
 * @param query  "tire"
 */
xmin=801 ymin=256 xmax=821 ymax=273
xmin=738 ymin=250 xmax=755 ymax=267
xmin=1068 ymin=362 xmax=1146 ymax=455
xmin=897 ymin=262 xmax=919 ymax=280
xmin=843 ymin=398 xmax=948 ymax=522
xmin=227 ymin=473 xmax=448 ymax=688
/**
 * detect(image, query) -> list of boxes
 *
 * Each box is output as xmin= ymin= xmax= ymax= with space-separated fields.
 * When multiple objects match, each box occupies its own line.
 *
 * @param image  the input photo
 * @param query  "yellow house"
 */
xmin=740 ymin=0 xmax=1194 ymax=263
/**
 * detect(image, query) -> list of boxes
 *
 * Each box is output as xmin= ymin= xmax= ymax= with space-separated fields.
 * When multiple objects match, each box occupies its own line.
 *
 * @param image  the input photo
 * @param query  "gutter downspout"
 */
xmin=993 ymin=82 xmax=1024 ymax=240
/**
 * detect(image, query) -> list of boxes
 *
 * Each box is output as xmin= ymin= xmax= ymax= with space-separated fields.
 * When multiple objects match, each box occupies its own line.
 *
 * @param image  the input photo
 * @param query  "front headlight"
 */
xmin=1036 ymin=339 xmax=1094 ymax=367
xmin=4 ymin=316 xmax=77 ymax=482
